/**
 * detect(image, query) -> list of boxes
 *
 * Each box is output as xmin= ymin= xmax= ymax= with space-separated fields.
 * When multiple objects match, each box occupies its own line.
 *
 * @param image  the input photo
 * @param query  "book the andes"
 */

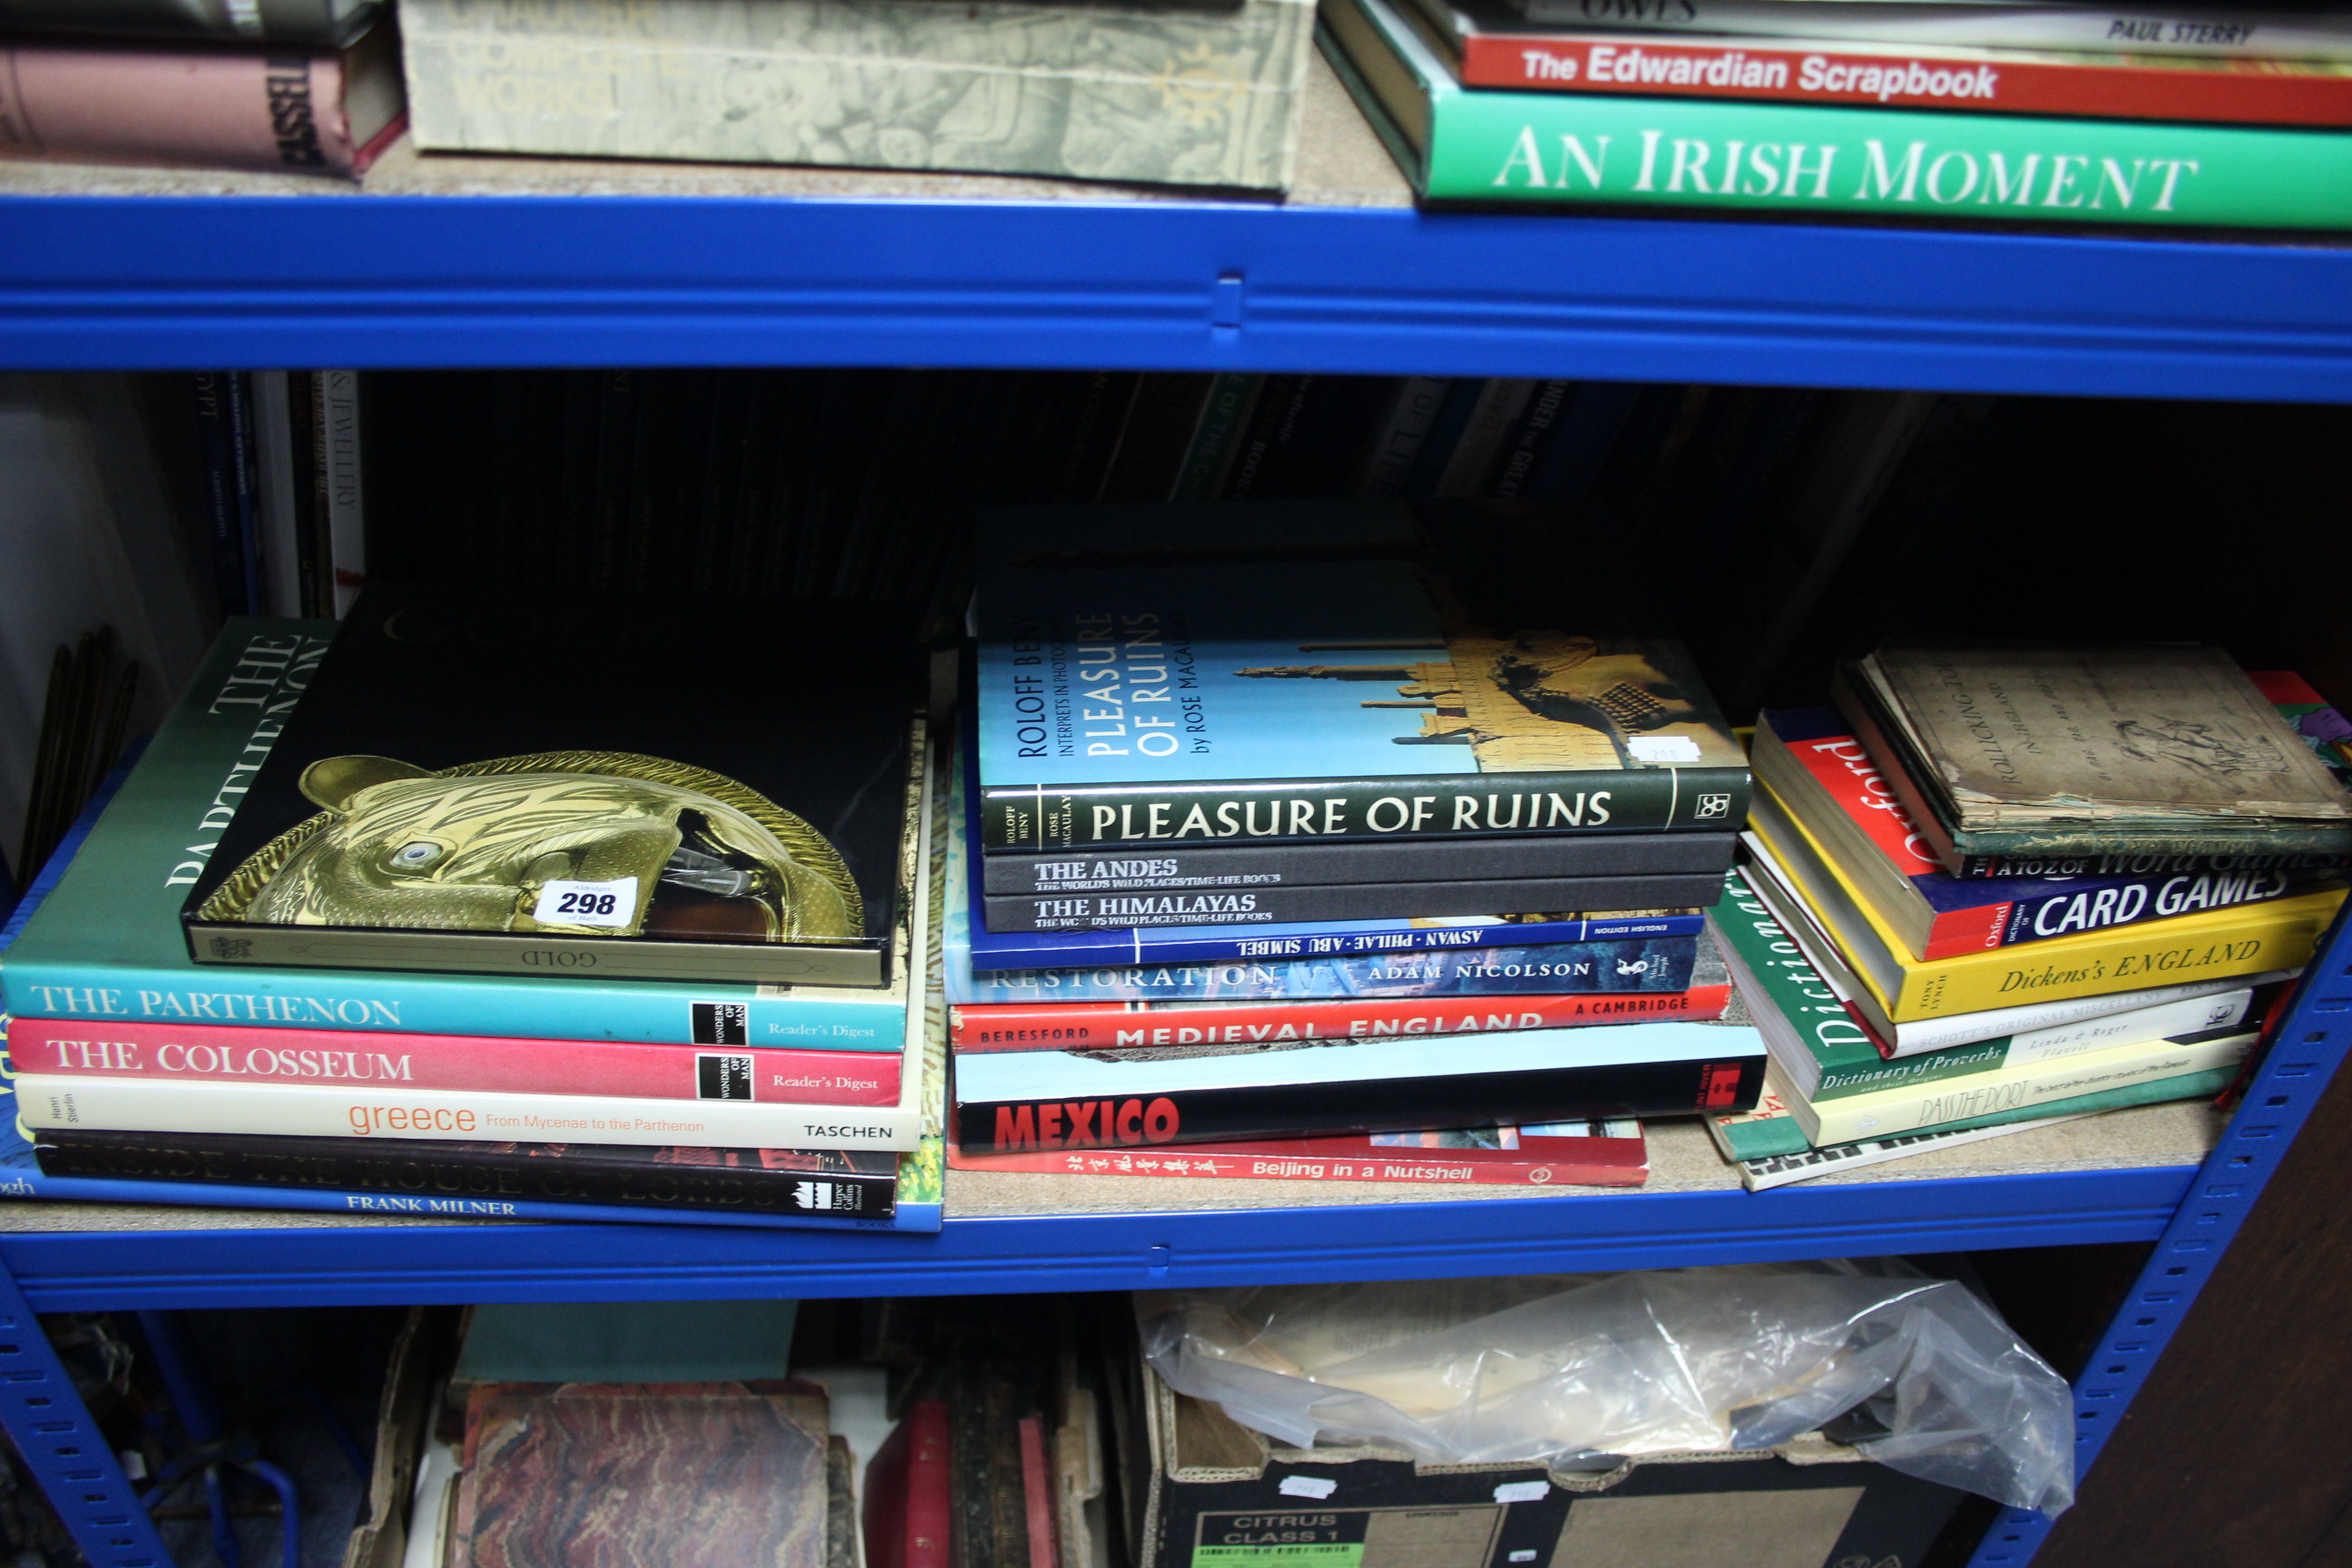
xmin=180 ymin=589 xmax=926 ymax=986
xmin=974 ymin=501 xmax=1747 ymax=852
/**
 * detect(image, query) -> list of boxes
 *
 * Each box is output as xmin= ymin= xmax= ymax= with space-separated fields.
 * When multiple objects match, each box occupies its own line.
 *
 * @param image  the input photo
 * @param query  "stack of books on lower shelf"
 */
xmin=0 ymin=593 xmax=949 ymax=1232
xmin=946 ymin=499 xmax=1771 ymax=1189
xmin=1710 ymin=645 xmax=2352 ymax=1191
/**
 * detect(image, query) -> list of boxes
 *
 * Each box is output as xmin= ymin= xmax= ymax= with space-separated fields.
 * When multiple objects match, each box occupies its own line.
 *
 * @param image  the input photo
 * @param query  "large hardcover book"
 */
xmin=980 ymin=825 xmax=1735 ymax=895
xmin=1717 ymin=869 xmax=2255 ymax=1103
xmin=400 ymin=0 xmax=1315 ymax=191
xmin=1755 ymin=706 xmax=2342 ymax=958
xmin=181 ymin=590 xmax=926 ymax=986
xmin=1 ymin=622 xmax=917 ymax=1048
xmin=947 ymin=1116 xmax=1649 ymax=1186
xmin=10 ymin=1017 xmax=899 ymax=1104
xmin=1707 ymin=1055 xmax=2240 ymax=1162
xmin=981 ymin=867 xmax=1728 ymax=929
xmin=1743 ymin=789 xmax=2335 ymax=1027
xmin=0 ymin=26 xmax=406 ymax=176
xmin=951 ymin=1014 xmax=1763 ymax=1151
xmin=973 ymin=501 xmax=1748 ymax=852
xmin=955 ymin=765 xmax=1708 ymax=970
xmin=1491 ymin=0 xmax=2352 ymax=58
xmin=1321 ymin=0 xmax=2352 ymax=229
xmin=1837 ymin=645 xmax=2352 ymax=864
xmin=0 ymin=0 xmax=379 ymax=43
xmin=954 ymin=975 xmax=1726 ymax=1051
xmin=1409 ymin=0 xmax=2352 ymax=122
xmin=451 ymin=1382 xmax=831 ymax=1568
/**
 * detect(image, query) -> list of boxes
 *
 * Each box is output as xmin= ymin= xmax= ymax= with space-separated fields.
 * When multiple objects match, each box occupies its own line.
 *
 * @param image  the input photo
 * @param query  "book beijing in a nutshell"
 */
xmin=181 ymin=588 xmax=927 ymax=985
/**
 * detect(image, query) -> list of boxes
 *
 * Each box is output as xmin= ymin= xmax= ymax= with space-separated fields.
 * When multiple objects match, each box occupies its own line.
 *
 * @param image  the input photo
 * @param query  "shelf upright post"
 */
xmin=1964 ymin=900 xmax=2352 ymax=1568
xmin=0 ymin=1257 xmax=174 ymax=1568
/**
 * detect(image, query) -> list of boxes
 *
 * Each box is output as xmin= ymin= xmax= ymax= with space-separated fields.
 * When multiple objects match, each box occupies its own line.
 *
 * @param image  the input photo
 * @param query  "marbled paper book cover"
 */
xmin=452 ymin=1381 xmax=830 ymax=1568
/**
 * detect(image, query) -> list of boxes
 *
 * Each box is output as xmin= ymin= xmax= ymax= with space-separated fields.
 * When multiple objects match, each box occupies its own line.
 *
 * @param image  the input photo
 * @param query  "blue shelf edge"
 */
xmin=1 ymin=195 xmax=2349 ymax=401
xmin=0 ymin=1163 xmax=2190 ymax=1312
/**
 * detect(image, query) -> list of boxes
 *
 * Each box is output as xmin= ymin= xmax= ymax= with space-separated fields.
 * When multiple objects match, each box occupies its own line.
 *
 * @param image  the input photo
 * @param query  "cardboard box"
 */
xmin=1115 ymin=1356 xmax=1966 ymax=1568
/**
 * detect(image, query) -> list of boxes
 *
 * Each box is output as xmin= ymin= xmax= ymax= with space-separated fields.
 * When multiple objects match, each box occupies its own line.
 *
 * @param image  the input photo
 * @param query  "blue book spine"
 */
xmin=963 ymin=911 xmax=1708 ymax=971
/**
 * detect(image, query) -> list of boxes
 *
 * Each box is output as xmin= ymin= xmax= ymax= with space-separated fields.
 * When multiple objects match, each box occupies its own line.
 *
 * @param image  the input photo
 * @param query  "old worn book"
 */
xmin=1838 ymin=644 xmax=2352 ymax=866
xmin=179 ymin=590 xmax=927 ymax=986
xmin=450 ymin=1382 xmax=830 ymax=1568
xmin=400 ymin=0 xmax=1315 ymax=191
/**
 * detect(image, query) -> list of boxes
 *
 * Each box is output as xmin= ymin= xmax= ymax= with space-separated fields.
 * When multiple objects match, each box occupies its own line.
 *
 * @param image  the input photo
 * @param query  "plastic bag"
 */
xmin=1135 ymin=1259 xmax=2073 ymax=1514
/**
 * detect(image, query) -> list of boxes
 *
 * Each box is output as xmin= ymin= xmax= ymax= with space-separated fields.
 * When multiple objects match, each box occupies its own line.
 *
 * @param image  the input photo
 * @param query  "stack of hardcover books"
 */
xmin=0 ymin=591 xmax=948 ymax=1231
xmin=0 ymin=0 xmax=405 ymax=176
xmin=1317 ymin=0 xmax=2352 ymax=230
xmin=946 ymin=499 xmax=1770 ymax=1187
xmin=1714 ymin=646 xmax=2352 ymax=1190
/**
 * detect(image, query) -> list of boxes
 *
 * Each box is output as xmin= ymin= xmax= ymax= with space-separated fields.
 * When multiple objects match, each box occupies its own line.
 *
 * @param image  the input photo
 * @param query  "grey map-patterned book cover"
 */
xmin=403 ymin=0 xmax=1314 ymax=189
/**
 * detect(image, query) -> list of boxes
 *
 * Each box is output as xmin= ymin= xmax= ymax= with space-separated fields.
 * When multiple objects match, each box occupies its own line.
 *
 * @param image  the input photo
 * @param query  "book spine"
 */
xmin=1509 ymin=2 xmax=2352 ymax=60
xmin=1808 ymin=1035 xmax=2005 ymax=1097
xmin=1970 ymin=870 xmax=2322 ymax=958
xmin=17 ymin=1073 xmax=923 ymax=1151
xmin=1739 ymin=1112 xmax=2086 ymax=1191
xmin=981 ymin=828 xmax=1738 ymax=892
xmin=1365 ymin=0 xmax=2352 ymax=228
xmin=1958 ymin=848 xmax=2352 ymax=879
xmin=967 ymin=916 xmax=1704 ymax=969
xmin=0 ymin=38 xmax=361 ymax=173
xmin=181 ymin=920 xmax=887 ymax=987
xmin=955 ymin=1053 xmax=1761 ymax=1151
xmin=979 ymin=870 xmax=1729 ymax=930
xmin=976 ymin=766 xmax=1753 ymax=849
xmin=1749 ymin=792 xmax=2342 ymax=1019
xmin=1354 ymin=376 xmax=1451 ymax=497
xmin=1800 ymin=1028 xmax=2252 ymax=1142
xmin=7 ymin=1018 xmax=901 ymax=1105
xmin=950 ymin=1142 xmax=1645 ymax=1185
xmin=1 ymin=960 xmax=907 ymax=1049
xmin=32 ymin=1127 xmax=900 ymax=1220
xmin=0 ymin=0 xmax=364 ymax=44
xmin=223 ymin=371 xmax=264 ymax=615
xmin=1997 ymin=987 xmax=2255 ymax=1069
xmin=1456 ymin=33 xmax=2352 ymax=125
xmin=952 ymin=985 xmax=1729 ymax=1051
xmin=1166 ymin=374 xmax=1261 ymax=503
xmin=317 ymin=369 xmax=366 ymax=614
xmin=191 ymin=373 xmax=250 ymax=617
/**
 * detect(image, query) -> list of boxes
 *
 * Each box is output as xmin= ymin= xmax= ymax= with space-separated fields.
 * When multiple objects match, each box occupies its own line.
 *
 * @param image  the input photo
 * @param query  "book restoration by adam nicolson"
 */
xmin=179 ymin=590 xmax=927 ymax=985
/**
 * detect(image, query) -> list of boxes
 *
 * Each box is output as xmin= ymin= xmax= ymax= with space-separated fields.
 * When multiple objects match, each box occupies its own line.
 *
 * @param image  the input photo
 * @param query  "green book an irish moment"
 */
xmin=1322 ymin=0 xmax=2352 ymax=229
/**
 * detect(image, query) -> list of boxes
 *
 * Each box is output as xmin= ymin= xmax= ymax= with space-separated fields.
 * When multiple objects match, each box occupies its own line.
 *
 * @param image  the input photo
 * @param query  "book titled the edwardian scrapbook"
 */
xmin=181 ymin=588 xmax=926 ymax=985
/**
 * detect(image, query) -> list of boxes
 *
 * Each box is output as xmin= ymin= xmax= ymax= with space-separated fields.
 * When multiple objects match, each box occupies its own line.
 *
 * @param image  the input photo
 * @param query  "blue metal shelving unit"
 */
xmin=1 ymin=187 xmax=2348 ymax=1568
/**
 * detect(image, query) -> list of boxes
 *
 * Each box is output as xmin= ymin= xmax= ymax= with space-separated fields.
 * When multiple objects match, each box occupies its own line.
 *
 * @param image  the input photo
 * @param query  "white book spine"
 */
xmin=1883 ymin=971 xmax=2290 ymax=1055
xmin=15 ymin=1074 xmax=920 ymax=1151
xmin=2002 ymin=988 xmax=2252 ymax=1068
xmin=1510 ymin=2 xmax=2352 ymax=61
xmin=1798 ymin=1029 xmax=2251 ymax=1144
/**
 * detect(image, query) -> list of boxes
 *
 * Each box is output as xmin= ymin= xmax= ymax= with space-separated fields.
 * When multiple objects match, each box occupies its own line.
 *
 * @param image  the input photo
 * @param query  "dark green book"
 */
xmin=181 ymin=588 xmax=926 ymax=986
xmin=1321 ymin=0 xmax=2352 ymax=230
xmin=974 ymin=501 xmax=1748 ymax=852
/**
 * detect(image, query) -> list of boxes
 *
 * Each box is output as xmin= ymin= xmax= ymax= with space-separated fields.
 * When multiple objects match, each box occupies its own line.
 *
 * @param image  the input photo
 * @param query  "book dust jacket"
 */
xmin=181 ymin=588 xmax=926 ymax=985
xmin=975 ymin=501 xmax=1747 ymax=850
